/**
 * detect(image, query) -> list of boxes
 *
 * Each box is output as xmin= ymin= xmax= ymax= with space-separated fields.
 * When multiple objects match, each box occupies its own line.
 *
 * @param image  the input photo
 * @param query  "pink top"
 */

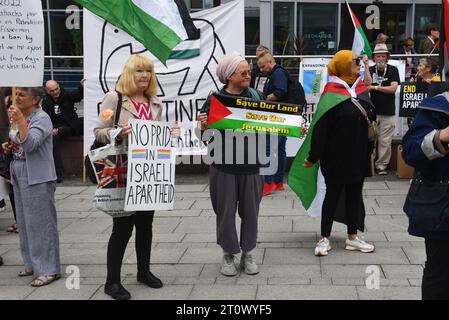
xmin=130 ymin=98 xmax=152 ymax=120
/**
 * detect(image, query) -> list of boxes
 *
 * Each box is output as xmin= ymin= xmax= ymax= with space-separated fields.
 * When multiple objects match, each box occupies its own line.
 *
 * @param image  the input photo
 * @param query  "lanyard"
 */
xmin=374 ymin=65 xmax=387 ymax=86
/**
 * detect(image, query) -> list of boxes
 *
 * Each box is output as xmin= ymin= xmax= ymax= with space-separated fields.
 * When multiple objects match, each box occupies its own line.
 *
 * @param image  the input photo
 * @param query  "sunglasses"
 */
xmin=235 ymin=70 xmax=252 ymax=77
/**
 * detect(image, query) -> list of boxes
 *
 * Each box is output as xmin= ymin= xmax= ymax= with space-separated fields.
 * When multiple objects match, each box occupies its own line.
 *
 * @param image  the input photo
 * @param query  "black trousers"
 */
xmin=106 ymin=211 xmax=154 ymax=284
xmin=53 ymin=125 xmax=77 ymax=179
xmin=321 ymin=181 xmax=363 ymax=238
xmin=422 ymin=239 xmax=449 ymax=300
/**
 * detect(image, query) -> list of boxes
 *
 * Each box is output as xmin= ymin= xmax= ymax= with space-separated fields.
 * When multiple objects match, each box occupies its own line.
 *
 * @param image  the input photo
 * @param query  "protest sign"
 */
xmin=399 ymin=82 xmax=429 ymax=117
xmin=125 ymin=120 xmax=176 ymax=211
xmin=207 ymin=93 xmax=305 ymax=138
xmin=0 ymin=0 xmax=44 ymax=86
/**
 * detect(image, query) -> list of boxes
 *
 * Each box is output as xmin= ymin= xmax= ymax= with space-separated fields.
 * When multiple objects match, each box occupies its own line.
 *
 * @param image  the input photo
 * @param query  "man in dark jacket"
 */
xmin=402 ymin=91 xmax=449 ymax=300
xmin=257 ymin=53 xmax=289 ymax=196
xmin=42 ymin=80 xmax=84 ymax=182
xmin=419 ymin=23 xmax=439 ymax=67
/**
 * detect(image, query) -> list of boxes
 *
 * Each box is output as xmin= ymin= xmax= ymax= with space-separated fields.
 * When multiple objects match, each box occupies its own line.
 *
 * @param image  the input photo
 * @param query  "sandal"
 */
xmin=6 ymin=223 xmax=18 ymax=233
xmin=18 ymin=269 xmax=34 ymax=277
xmin=31 ymin=274 xmax=61 ymax=287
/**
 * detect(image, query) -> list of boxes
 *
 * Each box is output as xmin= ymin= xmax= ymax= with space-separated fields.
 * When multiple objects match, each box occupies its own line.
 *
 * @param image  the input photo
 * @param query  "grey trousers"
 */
xmin=11 ymin=160 xmax=60 ymax=276
xmin=209 ymin=166 xmax=264 ymax=254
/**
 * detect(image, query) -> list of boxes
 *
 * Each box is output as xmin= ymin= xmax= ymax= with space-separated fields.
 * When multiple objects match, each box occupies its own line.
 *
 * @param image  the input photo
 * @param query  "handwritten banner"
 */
xmin=399 ymin=82 xmax=429 ymax=117
xmin=207 ymin=94 xmax=305 ymax=138
xmin=125 ymin=120 xmax=176 ymax=212
xmin=0 ymin=0 xmax=44 ymax=86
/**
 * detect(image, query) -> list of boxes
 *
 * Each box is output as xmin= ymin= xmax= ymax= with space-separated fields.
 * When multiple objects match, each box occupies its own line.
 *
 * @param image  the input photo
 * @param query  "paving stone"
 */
xmin=356 ymin=286 xmax=420 ymax=300
xmin=408 ymin=279 xmax=422 ymax=287
xmin=127 ymin=248 xmax=186 ymax=264
xmin=173 ymin=200 xmax=195 ymax=210
xmin=371 ymin=207 xmax=407 ymax=215
xmin=200 ymin=264 xmax=321 ymax=279
xmin=268 ymin=277 xmax=311 ymax=285
xmin=364 ymin=216 xmax=408 ymax=232
xmin=25 ymin=282 xmax=101 ymax=300
xmin=320 ymin=248 xmax=410 ymax=265
xmin=382 ymin=265 xmax=423 ymax=279
xmin=384 ymin=232 xmax=424 ymax=242
xmin=0 ymin=286 xmax=36 ymax=300
xmin=61 ymin=218 xmax=112 ymax=234
xmin=180 ymin=248 xmax=263 ymax=264
xmin=259 ymin=208 xmax=305 ymax=216
xmin=190 ymin=200 xmax=213 ymax=210
xmin=375 ymin=196 xmax=407 ymax=208
xmin=363 ymin=182 xmax=389 ymax=190
xmin=56 ymin=198 xmax=93 ymax=212
xmin=384 ymin=181 xmax=412 ymax=190
xmin=402 ymin=247 xmax=426 ymax=265
xmin=322 ymin=265 xmax=386 ymax=279
xmin=173 ymin=277 xmax=216 ymax=285
xmin=256 ymin=285 xmax=358 ymax=300
xmin=174 ymin=217 xmax=216 ymax=233
xmin=310 ymin=278 xmax=332 ymax=285
xmin=258 ymin=232 xmax=317 ymax=243
xmin=188 ymin=285 xmax=256 ymax=300
xmin=152 ymin=217 xmax=181 ymax=233
xmin=156 ymin=209 xmax=202 ymax=217
xmin=261 ymin=199 xmax=294 ymax=209
xmin=364 ymin=189 xmax=408 ymax=196
xmin=263 ymin=248 xmax=320 ymax=265
xmin=92 ymin=284 xmax=192 ymax=300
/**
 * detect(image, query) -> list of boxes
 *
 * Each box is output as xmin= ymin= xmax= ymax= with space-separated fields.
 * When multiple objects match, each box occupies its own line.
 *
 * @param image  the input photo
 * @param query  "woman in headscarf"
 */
xmin=293 ymin=50 xmax=377 ymax=256
xmin=197 ymin=52 xmax=265 ymax=277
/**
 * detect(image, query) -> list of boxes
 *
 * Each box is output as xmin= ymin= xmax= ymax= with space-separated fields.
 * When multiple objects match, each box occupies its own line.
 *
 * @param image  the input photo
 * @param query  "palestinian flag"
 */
xmin=75 ymin=0 xmax=200 ymax=64
xmin=346 ymin=1 xmax=372 ymax=58
xmin=207 ymin=94 xmax=304 ymax=138
xmin=287 ymin=76 xmax=369 ymax=210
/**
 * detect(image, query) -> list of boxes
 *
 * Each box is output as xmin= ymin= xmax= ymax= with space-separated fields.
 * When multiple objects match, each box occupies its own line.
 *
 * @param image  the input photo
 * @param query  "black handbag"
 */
xmin=403 ymin=173 xmax=449 ymax=232
xmin=85 ymin=91 xmax=123 ymax=184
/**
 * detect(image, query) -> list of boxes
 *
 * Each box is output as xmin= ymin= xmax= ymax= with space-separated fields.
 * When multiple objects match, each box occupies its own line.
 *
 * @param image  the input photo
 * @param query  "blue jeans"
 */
xmin=264 ymin=135 xmax=287 ymax=184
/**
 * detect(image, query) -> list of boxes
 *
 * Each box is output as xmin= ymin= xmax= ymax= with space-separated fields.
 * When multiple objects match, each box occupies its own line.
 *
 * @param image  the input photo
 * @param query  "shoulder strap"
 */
xmin=350 ymin=98 xmax=370 ymax=122
xmin=113 ymin=91 xmax=123 ymax=128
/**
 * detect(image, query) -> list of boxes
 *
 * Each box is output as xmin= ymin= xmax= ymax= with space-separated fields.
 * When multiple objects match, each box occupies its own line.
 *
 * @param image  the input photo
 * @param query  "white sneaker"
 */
xmin=240 ymin=253 xmax=259 ymax=275
xmin=220 ymin=254 xmax=238 ymax=276
xmin=345 ymin=237 xmax=375 ymax=253
xmin=314 ymin=238 xmax=331 ymax=256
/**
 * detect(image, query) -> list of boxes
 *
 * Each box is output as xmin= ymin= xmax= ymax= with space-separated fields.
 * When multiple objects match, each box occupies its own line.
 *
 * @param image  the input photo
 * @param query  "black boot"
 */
xmin=104 ymin=283 xmax=131 ymax=300
xmin=137 ymin=271 xmax=163 ymax=288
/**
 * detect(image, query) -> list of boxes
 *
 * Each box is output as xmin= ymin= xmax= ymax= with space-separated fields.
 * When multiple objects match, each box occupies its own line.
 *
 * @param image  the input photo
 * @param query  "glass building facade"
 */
xmin=41 ymin=0 xmax=442 ymax=88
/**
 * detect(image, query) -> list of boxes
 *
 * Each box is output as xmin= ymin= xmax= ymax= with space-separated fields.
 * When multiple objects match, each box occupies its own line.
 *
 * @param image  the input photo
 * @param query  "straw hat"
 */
xmin=372 ymin=43 xmax=390 ymax=55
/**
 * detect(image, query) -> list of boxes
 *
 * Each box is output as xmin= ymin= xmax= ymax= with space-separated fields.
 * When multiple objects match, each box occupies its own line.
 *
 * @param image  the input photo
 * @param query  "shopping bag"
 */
xmin=89 ymin=141 xmax=133 ymax=218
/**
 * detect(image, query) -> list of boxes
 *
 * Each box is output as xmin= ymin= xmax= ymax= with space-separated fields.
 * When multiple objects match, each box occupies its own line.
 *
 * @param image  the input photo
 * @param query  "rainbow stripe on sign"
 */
xmin=157 ymin=149 xmax=171 ymax=160
xmin=132 ymin=149 xmax=147 ymax=159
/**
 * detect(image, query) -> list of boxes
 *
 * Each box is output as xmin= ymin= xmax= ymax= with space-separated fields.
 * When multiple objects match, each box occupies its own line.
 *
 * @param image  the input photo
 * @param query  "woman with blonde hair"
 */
xmin=95 ymin=54 xmax=179 ymax=300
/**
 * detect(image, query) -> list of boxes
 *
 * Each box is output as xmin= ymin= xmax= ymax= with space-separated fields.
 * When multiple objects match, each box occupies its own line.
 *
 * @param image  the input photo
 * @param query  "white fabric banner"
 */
xmin=83 ymin=0 xmax=245 ymax=155
xmin=0 ymin=0 xmax=44 ymax=86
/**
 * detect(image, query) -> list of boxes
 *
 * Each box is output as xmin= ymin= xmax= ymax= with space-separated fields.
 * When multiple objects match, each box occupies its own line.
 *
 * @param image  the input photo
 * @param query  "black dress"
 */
xmin=308 ymin=96 xmax=376 ymax=232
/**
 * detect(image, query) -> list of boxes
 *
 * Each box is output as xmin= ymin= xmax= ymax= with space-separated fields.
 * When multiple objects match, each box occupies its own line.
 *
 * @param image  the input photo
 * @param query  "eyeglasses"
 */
xmin=352 ymin=58 xmax=361 ymax=66
xmin=234 ymin=70 xmax=252 ymax=77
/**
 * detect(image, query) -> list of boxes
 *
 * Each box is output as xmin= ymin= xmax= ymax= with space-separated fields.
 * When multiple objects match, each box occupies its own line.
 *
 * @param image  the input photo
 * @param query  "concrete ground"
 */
xmin=0 ymin=173 xmax=424 ymax=300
